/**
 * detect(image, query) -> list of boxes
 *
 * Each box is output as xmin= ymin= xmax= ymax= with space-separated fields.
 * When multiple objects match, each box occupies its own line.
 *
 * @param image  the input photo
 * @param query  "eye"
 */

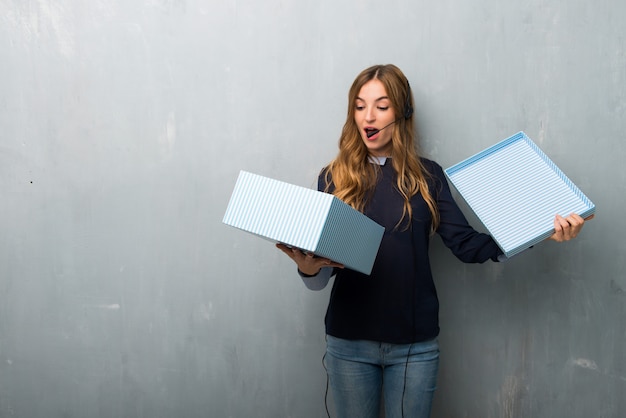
xmin=377 ymin=106 xmax=389 ymax=111
xmin=355 ymin=105 xmax=365 ymax=111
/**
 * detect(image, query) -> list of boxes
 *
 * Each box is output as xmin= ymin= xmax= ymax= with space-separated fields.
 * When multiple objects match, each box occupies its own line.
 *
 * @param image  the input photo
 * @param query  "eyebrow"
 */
xmin=356 ymin=95 xmax=390 ymax=102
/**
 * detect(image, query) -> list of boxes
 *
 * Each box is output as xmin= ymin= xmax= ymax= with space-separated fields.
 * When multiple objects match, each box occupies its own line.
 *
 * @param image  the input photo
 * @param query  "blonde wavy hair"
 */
xmin=323 ymin=64 xmax=440 ymax=232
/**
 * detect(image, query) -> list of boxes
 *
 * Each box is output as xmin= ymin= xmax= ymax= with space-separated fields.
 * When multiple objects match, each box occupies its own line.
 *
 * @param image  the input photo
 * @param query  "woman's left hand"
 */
xmin=548 ymin=213 xmax=595 ymax=242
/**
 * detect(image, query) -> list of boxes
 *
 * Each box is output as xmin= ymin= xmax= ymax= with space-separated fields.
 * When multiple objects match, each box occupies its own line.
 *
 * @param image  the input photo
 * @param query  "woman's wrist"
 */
xmin=298 ymin=267 xmax=321 ymax=277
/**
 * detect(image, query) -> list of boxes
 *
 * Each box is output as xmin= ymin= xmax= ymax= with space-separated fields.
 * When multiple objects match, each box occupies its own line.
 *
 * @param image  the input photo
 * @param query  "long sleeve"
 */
xmin=427 ymin=161 xmax=503 ymax=263
xmin=298 ymin=267 xmax=334 ymax=291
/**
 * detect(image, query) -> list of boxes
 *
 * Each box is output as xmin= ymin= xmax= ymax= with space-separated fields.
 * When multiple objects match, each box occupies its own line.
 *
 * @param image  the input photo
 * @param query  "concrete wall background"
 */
xmin=1 ymin=0 xmax=624 ymax=417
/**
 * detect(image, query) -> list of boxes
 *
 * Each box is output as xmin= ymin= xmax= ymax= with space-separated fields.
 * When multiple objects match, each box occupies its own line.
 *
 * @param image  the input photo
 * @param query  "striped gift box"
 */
xmin=445 ymin=132 xmax=595 ymax=258
xmin=222 ymin=170 xmax=385 ymax=275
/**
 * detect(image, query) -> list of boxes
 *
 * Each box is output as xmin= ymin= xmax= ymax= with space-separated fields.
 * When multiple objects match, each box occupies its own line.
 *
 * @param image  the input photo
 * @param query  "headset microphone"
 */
xmin=366 ymin=119 xmax=400 ymax=138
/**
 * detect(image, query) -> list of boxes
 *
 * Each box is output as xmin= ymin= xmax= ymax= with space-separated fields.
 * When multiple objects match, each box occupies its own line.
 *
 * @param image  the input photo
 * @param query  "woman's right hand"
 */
xmin=276 ymin=243 xmax=344 ymax=275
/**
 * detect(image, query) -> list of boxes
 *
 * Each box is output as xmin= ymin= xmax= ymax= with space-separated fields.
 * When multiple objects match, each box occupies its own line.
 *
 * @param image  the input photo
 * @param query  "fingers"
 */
xmin=276 ymin=243 xmax=295 ymax=258
xmin=275 ymin=243 xmax=344 ymax=273
xmin=550 ymin=213 xmax=587 ymax=242
xmin=276 ymin=243 xmax=304 ymax=262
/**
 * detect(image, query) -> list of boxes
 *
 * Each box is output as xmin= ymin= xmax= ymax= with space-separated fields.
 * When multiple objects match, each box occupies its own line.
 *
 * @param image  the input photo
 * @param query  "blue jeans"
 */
xmin=325 ymin=335 xmax=439 ymax=418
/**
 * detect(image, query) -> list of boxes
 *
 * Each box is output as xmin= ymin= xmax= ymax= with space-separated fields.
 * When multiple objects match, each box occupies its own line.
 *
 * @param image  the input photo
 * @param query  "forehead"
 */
xmin=356 ymin=79 xmax=389 ymax=101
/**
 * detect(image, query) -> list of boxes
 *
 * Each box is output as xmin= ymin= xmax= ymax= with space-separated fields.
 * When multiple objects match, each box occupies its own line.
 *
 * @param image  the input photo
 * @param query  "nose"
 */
xmin=365 ymin=106 xmax=375 ymax=122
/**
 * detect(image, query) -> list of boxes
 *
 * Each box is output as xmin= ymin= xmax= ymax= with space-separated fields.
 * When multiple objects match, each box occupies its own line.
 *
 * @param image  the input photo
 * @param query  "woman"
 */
xmin=277 ymin=64 xmax=589 ymax=418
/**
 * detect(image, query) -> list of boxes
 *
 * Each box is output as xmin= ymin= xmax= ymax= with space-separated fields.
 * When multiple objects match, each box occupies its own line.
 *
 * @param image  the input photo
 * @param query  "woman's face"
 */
xmin=354 ymin=79 xmax=397 ymax=157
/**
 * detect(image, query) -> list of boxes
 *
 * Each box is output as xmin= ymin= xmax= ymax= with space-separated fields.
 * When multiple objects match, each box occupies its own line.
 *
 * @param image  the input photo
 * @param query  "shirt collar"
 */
xmin=368 ymin=155 xmax=388 ymax=166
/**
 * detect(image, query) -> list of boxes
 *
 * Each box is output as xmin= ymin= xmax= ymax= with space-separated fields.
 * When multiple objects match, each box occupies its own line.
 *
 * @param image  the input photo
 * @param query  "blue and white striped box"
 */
xmin=445 ymin=132 xmax=595 ymax=258
xmin=222 ymin=170 xmax=385 ymax=275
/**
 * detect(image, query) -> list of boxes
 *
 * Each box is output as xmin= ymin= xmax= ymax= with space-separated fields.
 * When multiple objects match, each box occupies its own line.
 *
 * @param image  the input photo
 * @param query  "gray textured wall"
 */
xmin=1 ymin=1 xmax=624 ymax=417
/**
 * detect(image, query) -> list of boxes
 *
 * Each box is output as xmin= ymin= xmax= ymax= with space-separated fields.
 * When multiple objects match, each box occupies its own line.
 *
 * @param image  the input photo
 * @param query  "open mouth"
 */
xmin=364 ymin=127 xmax=379 ymax=138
